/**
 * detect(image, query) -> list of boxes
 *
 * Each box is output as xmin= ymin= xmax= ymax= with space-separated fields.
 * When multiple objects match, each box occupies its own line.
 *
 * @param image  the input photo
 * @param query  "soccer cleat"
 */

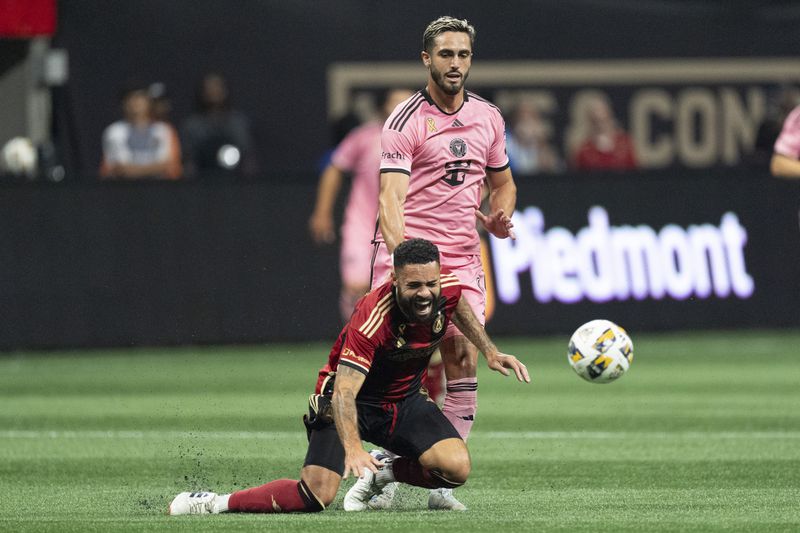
xmin=343 ymin=450 xmax=390 ymax=512
xmin=168 ymin=491 xmax=220 ymax=515
xmin=367 ymin=481 xmax=399 ymax=509
xmin=428 ymin=488 xmax=467 ymax=511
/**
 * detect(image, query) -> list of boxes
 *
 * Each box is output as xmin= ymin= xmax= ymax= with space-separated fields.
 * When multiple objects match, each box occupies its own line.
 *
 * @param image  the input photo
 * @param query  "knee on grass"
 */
xmin=429 ymin=466 xmax=469 ymax=488
xmin=424 ymin=444 xmax=471 ymax=487
xmin=301 ymin=468 xmax=341 ymax=509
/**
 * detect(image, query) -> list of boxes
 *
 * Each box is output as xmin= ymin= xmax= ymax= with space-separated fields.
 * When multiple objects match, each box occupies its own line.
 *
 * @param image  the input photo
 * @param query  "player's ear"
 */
xmin=421 ymin=50 xmax=430 ymax=67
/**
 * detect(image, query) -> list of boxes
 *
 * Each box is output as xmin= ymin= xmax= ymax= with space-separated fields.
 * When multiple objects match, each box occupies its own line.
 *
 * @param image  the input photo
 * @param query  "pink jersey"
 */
xmin=378 ymin=89 xmax=509 ymax=256
xmin=331 ymin=121 xmax=382 ymax=238
xmin=774 ymin=105 xmax=800 ymax=159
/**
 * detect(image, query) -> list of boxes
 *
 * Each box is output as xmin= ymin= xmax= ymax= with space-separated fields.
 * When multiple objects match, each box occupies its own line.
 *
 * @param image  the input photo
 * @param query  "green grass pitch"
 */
xmin=1 ymin=330 xmax=799 ymax=532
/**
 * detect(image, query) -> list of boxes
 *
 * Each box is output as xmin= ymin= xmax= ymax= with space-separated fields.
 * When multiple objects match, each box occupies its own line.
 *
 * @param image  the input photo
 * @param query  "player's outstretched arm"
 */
xmin=309 ymin=165 xmax=344 ymax=244
xmin=331 ymin=365 xmax=384 ymax=479
xmin=478 ymin=167 xmax=517 ymax=239
xmin=451 ymin=297 xmax=530 ymax=383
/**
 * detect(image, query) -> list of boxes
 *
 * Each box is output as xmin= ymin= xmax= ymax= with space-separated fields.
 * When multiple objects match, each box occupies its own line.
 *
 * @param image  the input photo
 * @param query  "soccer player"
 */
xmin=770 ymin=103 xmax=800 ymax=178
xmin=168 ymin=238 xmax=529 ymax=516
xmin=310 ymin=88 xmax=447 ymax=405
xmin=366 ymin=16 xmax=517 ymax=510
xmin=309 ymin=89 xmax=414 ymax=323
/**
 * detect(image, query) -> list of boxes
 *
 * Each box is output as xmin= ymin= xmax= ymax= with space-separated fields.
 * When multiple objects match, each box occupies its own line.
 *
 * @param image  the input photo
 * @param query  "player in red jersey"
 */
xmin=168 ymin=238 xmax=529 ymax=516
xmin=369 ymin=15 xmax=517 ymax=510
xmin=309 ymin=88 xmax=447 ymax=404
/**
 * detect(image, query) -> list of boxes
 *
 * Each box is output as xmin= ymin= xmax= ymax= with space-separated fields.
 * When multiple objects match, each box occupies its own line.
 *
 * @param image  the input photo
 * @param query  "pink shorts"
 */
xmin=340 ymin=224 xmax=374 ymax=287
xmin=370 ymin=243 xmax=485 ymax=340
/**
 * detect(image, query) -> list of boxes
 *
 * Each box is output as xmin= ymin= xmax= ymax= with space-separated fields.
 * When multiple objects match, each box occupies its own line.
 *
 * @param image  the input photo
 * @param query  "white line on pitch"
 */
xmin=1 ymin=430 xmax=799 ymax=440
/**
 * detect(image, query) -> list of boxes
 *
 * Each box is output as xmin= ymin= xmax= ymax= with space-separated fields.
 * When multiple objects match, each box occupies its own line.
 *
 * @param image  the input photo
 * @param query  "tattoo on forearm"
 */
xmin=332 ymin=390 xmax=359 ymax=445
xmin=331 ymin=366 xmax=365 ymax=450
xmin=454 ymin=298 xmax=497 ymax=355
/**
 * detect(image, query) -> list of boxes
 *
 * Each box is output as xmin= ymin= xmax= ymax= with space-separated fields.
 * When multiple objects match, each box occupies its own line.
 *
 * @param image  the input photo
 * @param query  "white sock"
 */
xmin=375 ymin=463 xmax=396 ymax=485
xmin=214 ymin=494 xmax=231 ymax=513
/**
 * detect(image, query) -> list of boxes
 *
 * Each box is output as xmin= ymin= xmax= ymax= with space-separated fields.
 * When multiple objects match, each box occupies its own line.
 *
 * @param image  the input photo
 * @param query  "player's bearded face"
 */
xmin=393 ymin=262 xmax=442 ymax=324
xmin=426 ymin=32 xmax=472 ymax=96
xmin=430 ymin=62 xmax=469 ymax=96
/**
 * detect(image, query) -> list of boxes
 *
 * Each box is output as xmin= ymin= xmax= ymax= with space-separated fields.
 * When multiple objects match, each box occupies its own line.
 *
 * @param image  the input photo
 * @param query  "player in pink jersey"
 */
xmin=310 ymin=89 xmax=415 ymax=322
xmin=167 ymin=239 xmax=529 ymax=517
xmin=771 ymin=104 xmax=800 ymax=178
xmin=363 ymin=16 xmax=518 ymax=511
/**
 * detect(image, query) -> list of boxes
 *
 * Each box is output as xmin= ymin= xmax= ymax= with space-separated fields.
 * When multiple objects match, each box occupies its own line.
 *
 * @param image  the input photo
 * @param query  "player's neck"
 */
xmin=426 ymin=83 xmax=464 ymax=114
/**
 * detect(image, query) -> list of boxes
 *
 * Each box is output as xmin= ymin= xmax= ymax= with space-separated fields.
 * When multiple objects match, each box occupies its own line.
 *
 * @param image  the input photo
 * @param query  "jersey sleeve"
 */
xmin=486 ymin=110 xmax=510 ymax=171
xmin=380 ymin=124 xmax=415 ymax=175
xmin=774 ymin=106 xmax=800 ymax=160
xmin=337 ymin=326 xmax=377 ymax=375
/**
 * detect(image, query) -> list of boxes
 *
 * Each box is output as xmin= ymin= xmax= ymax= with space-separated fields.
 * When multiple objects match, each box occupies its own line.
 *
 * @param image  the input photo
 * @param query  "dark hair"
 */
xmin=393 ymin=238 xmax=440 ymax=269
xmin=376 ymin=88 xmax=413 ymax=109
xmin=195 ymin=72 xmax=230 ymax=112
xmin=422 ymin=16 xmax=476 ymax=53
xmin=118 ymin=80 xmax=149 ymax=103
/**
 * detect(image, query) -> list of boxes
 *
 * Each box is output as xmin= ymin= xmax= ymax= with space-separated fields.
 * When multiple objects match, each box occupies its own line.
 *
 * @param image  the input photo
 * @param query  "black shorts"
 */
xmin=303 ymin=392 xmax=461 ymax=475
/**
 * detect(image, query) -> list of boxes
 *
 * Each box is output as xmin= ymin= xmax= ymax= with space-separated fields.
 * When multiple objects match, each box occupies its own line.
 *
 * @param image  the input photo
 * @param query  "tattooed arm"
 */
xmin=451 ymin=296 xmax=530 ymax=383
xmin=331 ymin=365 xmax=382 ymax=478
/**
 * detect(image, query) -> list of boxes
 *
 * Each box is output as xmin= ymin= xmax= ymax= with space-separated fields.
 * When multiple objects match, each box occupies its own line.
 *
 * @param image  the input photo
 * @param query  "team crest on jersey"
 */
xmin=449 ymin=138 xmax=467 ymax=157
xmin=427 ymin=117 xmax=437 ymax=132
xmin=432 ymin=313 xmax=444 ymax=334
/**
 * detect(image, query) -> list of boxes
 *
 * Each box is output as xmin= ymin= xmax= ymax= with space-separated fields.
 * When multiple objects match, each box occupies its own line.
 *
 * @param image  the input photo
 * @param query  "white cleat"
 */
xmin=343 ymin=468 xmax=375 ymax=512
xmin=428 ymin=488 xmax=467 ymax=511
xmin=168 ymin=491 xmax=220 ymax=515
xmin=367 ymin=481 xmax=399 ymax=510
xmin=343 ymin=450 xmax=390 ymax=512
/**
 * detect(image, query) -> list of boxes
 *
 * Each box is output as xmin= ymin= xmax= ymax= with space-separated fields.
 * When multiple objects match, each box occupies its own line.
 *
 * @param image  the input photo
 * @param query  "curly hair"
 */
xmin=393 ymin=238 xmax=440 ymax=270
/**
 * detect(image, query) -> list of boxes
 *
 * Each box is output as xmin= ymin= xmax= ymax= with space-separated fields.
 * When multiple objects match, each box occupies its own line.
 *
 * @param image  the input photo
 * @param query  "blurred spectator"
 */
xmin=753 ymin=84 xmax=800 ymax=167
xmin=181 ymin=72 xmax=257 ymax=179
xmin=570 ymin=94 xmax=637 ymax=171
xmin=505 ymin=101 xmax=562 ymax=174
xmin=148 ymin=81 xmax=182 ymax=173
xmin=770 ymin=101 xmax=800 ymax=179
xmin=100 ymin=82 xmax=182 ymax=180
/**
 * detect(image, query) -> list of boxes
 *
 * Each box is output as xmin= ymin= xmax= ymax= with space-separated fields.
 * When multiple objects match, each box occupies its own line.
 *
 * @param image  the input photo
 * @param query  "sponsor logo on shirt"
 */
xmin=384 ymin=345 xmax=438 ymax=362
xmin=381 ymin=151 xmax=405 ymax=160
xmin=342 ymin=347 xmax=370 ymax=365
xmin=440 ymin=160 xmax=471 ymax=186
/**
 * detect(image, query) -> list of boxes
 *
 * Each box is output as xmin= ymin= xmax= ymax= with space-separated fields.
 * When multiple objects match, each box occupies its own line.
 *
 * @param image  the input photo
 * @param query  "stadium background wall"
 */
xmin=51 ymin=0 xmax=800 ymax=178
xmin=0 ymin=168 xmax=798 ymax=350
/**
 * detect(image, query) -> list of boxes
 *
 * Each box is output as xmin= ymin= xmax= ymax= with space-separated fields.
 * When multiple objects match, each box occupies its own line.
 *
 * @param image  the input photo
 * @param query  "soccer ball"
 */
xmin=1 ymin=137 xmax=38 ymax=178
xmin=567 ymin=319 xmax=633 ymax=384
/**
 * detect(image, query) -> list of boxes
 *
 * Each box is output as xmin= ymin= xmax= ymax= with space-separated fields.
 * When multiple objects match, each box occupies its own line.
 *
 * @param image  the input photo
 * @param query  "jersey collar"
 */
xmin=422 ymin=86 xmax=467 ymax=116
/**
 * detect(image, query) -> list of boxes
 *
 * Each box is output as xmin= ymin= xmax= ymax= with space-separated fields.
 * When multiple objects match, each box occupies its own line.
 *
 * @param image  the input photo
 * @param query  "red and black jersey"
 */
xmin=316 ymin=271 xmax=462 ymax=404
